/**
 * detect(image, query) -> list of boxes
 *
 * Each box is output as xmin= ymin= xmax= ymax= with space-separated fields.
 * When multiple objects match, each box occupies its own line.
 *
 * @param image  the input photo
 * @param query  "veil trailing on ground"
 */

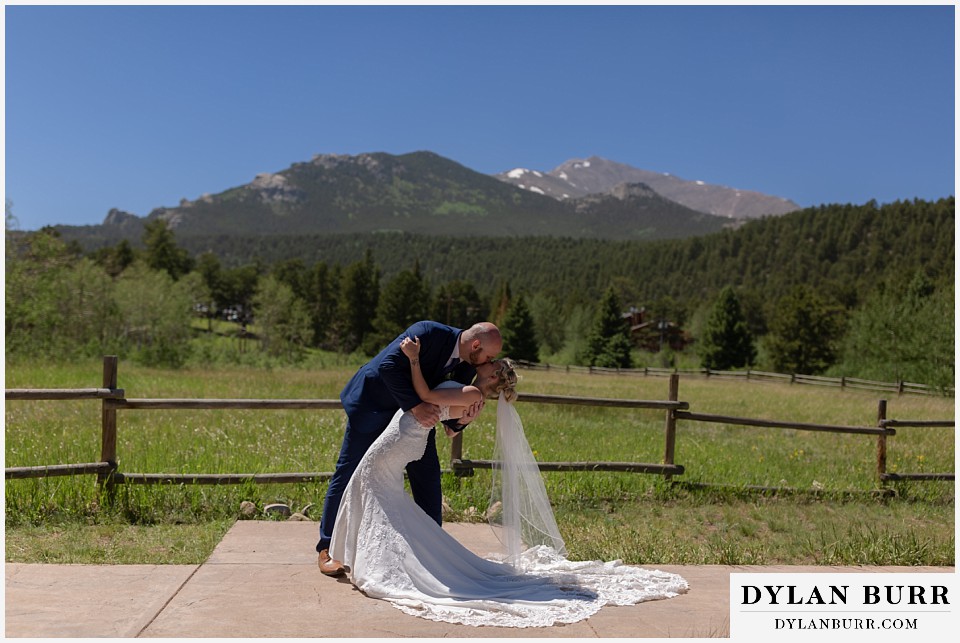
xmin=488 ymin=392 xmax=566 ymax=566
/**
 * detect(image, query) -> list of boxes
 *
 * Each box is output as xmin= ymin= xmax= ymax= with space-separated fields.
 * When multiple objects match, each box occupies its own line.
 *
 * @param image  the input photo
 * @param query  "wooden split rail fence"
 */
xmin=5 ymin=357 xmax=955 ymax=493
xmin=518 ymin=361 xmax=952 ymax=397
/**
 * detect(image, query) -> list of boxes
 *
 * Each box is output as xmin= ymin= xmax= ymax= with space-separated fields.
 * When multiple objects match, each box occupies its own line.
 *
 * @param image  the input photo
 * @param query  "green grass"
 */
xmin=5 ymin=358 xmax=954 ymax=566
xmin=5 ymin=520 xmax=233 ymax=564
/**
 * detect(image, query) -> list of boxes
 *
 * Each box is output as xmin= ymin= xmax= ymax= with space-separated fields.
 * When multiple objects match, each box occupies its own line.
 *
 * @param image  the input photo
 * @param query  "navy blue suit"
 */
xmin=316 ymin=321 xmax=476 ymax=552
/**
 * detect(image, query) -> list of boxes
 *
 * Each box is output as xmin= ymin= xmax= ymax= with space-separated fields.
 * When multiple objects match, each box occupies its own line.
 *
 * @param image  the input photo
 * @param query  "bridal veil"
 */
xmin=488 ymin=391 xmax=567 ymax=564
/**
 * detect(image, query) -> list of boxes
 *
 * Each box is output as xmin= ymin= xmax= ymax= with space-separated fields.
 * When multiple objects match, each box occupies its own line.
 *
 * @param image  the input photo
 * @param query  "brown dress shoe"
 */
xmin=318 ymin=549 xmax=346 ymax=577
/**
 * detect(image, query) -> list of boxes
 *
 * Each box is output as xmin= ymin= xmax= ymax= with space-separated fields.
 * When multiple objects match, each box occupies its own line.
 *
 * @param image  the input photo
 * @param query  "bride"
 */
xmin=329 ymin=336 xmax=688 ymax=628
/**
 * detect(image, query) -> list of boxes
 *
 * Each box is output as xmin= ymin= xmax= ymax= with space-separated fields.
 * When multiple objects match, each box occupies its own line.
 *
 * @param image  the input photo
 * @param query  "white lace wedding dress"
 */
xmin=329 ymin=383 xmax=688 ymax=628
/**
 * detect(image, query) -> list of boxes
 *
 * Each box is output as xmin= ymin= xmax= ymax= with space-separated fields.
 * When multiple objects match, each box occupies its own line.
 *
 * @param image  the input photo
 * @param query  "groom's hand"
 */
xmin=411 ymin=402 xmax=440 ymax=427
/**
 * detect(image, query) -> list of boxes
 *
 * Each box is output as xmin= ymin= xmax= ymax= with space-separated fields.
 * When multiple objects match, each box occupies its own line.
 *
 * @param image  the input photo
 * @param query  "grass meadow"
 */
xmin=4 ymin=358 xmax=955 ymax=566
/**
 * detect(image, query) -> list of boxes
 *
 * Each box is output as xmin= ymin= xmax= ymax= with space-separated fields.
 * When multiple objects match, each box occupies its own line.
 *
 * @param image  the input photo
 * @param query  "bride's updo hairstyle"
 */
xmin=491 ymin=357 xmax=519 ymax=403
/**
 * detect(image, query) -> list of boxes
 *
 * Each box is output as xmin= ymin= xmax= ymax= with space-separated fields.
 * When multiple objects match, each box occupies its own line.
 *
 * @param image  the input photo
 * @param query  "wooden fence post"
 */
xmin=876 ymin=399 xmax=887 ymax=485
xmin=450 ymin=430 xmax=463 ymax=464
xmin=663 ymin=373 xmax=679 ymax=480
xmin=449 ymin=428 xmax=471 ymax=477
xmin=98 ymin=356 xmax=119 ymax=499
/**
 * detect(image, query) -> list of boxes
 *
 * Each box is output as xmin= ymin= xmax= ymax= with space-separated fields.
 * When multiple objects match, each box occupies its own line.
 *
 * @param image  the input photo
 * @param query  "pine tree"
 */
xmin=272 ymin=258 xmax=309 ymax=301
xmin=527 ymin=292 xmax=564 ymax=354
xmin=306 ymin=261 xmax=337 ymax=349
xmin=335 ymin=250 xmax=380 ymax=353
xmin=698 ymin=286 xmax=756 ymax=370
xmin=432 ymin=280 xmax=485 ymax=328
xmin=143 ymin=219 xmax=193 ymax=280
xmin=219 ymin=262 xmax=261 ymax=323
xmin=766 ymin=285 xmax=844 ymax=374
xmin=501 ymin=294 xmax=539 ymax=362
xmin=490 ymin=280 xmax=512 ymax=327
xmin=100 ymin=239 xmax=135 ymax=277
xmin=584 ymin=286 xmax=632 ymax=368
xmin=366 ymin=263 xmax=430 ymax=354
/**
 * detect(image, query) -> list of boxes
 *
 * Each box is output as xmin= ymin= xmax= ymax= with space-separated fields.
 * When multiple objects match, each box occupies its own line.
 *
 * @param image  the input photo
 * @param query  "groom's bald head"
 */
xmin=461 ymin=322 xmax=502 ymax=366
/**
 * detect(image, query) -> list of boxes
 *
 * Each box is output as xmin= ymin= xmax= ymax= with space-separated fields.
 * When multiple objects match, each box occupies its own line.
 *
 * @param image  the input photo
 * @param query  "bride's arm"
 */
xmin=400 ymin=336 xmax=482 ymax=408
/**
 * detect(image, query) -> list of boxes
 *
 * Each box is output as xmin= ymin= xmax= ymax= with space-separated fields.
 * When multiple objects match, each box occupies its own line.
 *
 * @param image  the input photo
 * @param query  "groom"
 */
xmin=317 ymin=320 xmax=503 ymax=576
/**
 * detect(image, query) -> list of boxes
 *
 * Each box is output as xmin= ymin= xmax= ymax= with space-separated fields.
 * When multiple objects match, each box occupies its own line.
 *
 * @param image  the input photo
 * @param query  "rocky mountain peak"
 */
xmin=497 ymin=156 xmax=800 ymax=219
xmin=249 ymin=172 xmax=305 ymax=204
xmin=609 ymin=182 xmax=659 ymax=201
xmin=103 ymin=208 xmax=138 ymax=226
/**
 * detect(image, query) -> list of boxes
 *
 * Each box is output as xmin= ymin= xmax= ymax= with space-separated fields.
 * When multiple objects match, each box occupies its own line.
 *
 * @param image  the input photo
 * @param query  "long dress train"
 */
xmin=329 ymin=389 xmax=688 ymax=628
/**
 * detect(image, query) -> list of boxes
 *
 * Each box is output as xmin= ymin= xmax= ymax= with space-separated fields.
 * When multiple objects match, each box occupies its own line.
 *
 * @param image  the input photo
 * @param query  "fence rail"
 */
xmin=106 ymin=399 xmax=342 ymax=410
xmin=5 ymin=462 xmax=113 ymax=479
xmin=880 ymin=473 xmax=955 ymax=482
xmin=515 ymin=392 xmax=688 ymax=410
xmin=4 ymin=357 xmax=954 ymax=493
xmin=880 ymin=419 xmax=954 ymax=429
xmin=5 ymin=388 xmax=124 ymax=400
xmin=518 ymin=362 xmax=952 ymax=396
xmin=674 ymin=411 xmax=893 ymax=436
xmin=114 ymin=472 xmax=333 ymax=485
xmin=452 ymin=459 xmax=684 ymax=476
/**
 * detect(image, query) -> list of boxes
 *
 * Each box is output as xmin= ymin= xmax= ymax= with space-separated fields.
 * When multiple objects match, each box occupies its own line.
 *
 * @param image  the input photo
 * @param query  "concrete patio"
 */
xmin=5 ymin=520 xmax=952 ymax=638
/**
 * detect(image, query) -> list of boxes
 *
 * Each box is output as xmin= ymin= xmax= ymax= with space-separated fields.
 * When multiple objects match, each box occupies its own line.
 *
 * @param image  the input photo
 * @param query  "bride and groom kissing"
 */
xmin=314 ymin=319 xmax=688 ymax=628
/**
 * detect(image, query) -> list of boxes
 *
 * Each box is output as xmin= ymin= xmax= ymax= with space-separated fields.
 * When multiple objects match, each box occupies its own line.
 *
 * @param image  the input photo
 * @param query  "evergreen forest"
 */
xmin=5 ymin=197 xmax=954 ymax=390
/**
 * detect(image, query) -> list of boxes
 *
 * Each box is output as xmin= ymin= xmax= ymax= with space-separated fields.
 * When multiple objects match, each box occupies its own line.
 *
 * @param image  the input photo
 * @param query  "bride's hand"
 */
xmin=400 ymin=336 xmax=421 ymax=360
xmin=459 ymin=398 xmax=484 ymax=425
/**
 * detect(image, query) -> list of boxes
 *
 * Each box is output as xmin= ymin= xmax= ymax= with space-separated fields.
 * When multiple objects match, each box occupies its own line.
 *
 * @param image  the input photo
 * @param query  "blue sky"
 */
xmin=4 ymin=3 xmax=956 ymax=231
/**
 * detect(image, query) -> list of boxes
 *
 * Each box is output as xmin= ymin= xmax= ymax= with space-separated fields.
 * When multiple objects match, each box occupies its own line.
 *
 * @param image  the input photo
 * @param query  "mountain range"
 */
xmin=55 ymin=151 xmax=801 ymax=248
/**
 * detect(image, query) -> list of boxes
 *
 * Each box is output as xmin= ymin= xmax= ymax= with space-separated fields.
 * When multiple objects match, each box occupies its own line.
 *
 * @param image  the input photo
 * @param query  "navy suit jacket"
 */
xmin=340 ymin=321 xmax=476 ymax=434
